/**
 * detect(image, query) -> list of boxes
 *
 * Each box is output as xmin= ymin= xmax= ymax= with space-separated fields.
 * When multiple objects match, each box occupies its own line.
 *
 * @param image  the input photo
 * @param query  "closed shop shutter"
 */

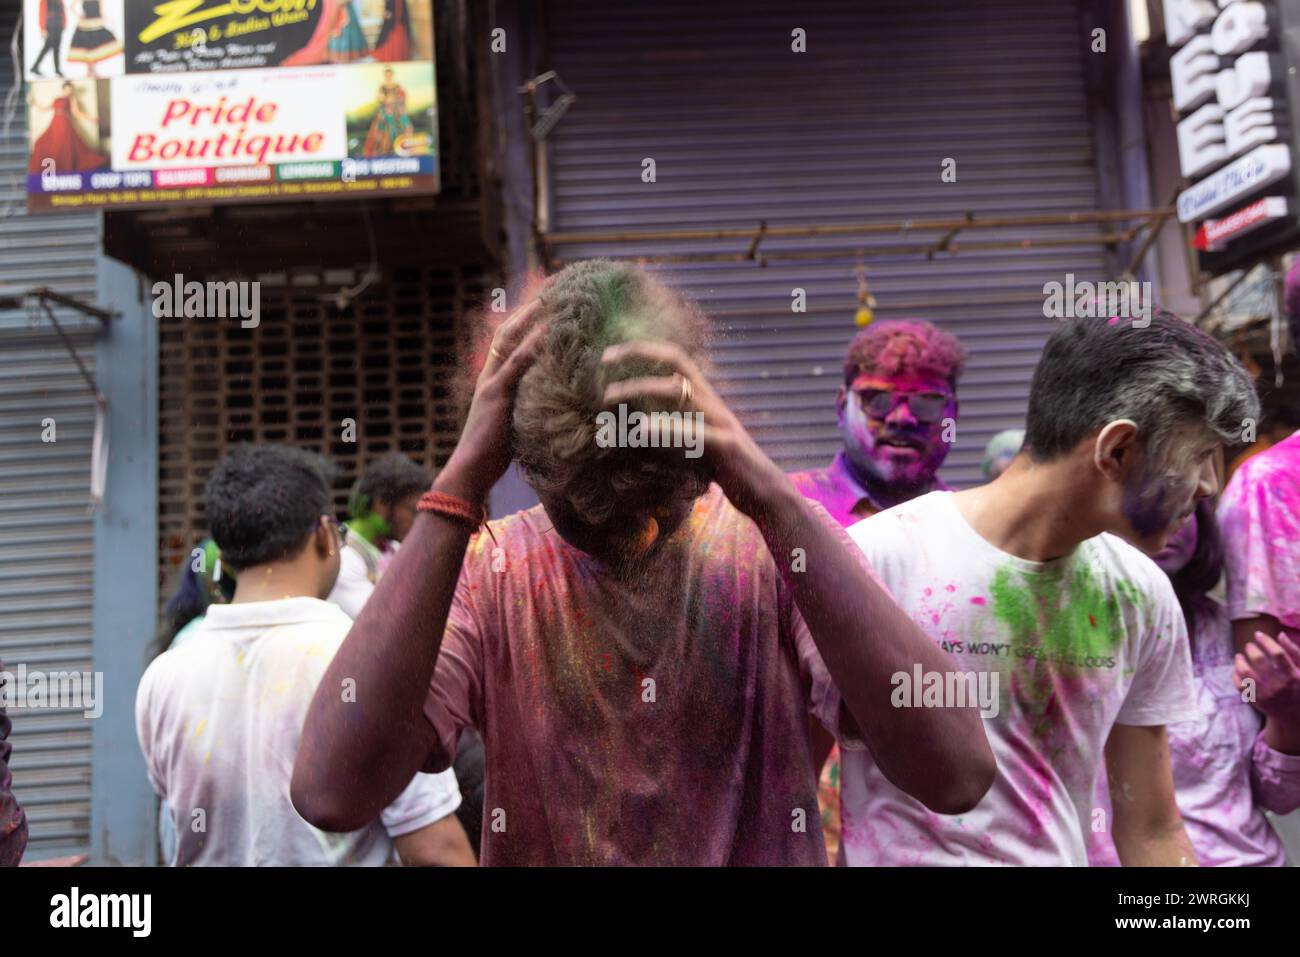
xmin=543 ymin=0 xmax=1111 ymax=486
xmin=0 ymin=2 xmax=101 ymax=859
xmin=0 ymin=328 xmax=98 ymax=861
xmin=157 ymin=264 xmax=490 ymax=602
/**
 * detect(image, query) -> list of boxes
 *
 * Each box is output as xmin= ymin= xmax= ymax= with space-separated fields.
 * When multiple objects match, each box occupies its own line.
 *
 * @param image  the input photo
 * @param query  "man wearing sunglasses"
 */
xmin=789 ymin=318 xmax=966 ymax=862
xmin=790 ymin=319 xmax=966 ymax=528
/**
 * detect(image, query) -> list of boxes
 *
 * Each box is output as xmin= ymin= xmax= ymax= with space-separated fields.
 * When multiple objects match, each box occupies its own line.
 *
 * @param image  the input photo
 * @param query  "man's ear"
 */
xmin=835 ymin=385 xmax=848 ymax=425
xmin=1093 ymin=420 xmax=1140 ymax=482
xmin=314 ymin=517 xmax=334 ymax=557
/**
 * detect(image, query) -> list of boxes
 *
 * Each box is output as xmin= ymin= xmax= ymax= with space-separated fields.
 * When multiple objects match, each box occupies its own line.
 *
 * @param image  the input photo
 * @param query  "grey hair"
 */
xmin=1024 ymin=309 xmax=1258 ymax=466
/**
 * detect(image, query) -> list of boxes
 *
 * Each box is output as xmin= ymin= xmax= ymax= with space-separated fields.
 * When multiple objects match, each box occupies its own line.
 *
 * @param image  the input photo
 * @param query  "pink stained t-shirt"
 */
xmin=1218 ymin=429 xmax=1300 ymax=632
xmin=1089 ymin=600 xmax=1300 ymax=866
xmin=419 ymin=484 xmax=855 ymax=866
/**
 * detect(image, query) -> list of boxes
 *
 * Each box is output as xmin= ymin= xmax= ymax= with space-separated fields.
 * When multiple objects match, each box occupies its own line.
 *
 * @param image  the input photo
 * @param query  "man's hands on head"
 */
xmin=438 ymin=299 xmax=551 ymax=505
xmin=291 ymin=296 xmax=549 ymax=835
xmin=601 ymin=339 xmax=788 ymax=519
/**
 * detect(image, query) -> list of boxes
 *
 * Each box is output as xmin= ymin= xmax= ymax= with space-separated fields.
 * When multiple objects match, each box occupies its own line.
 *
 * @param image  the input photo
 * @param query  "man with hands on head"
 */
xmin=292 ymin=260 xmax=994 ymax=865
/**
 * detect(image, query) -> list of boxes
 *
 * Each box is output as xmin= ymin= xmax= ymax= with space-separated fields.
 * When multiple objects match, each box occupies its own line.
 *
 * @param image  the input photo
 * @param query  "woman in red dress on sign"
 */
xmin=284 ymin=0 xmax=335 ymax=66
xmin=28 ymin=82 xmax=109 ymax=174
xmin=371 ymin=0 xmax=411 ymax=62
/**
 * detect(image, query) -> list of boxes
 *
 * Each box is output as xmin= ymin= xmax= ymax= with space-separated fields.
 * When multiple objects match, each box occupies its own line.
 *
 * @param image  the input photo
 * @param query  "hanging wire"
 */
xmin=322 ymin=200 xmax=380 ymax=310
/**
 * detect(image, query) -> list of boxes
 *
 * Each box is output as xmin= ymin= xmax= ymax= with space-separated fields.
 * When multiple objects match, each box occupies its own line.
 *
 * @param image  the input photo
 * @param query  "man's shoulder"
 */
xmin=847 ymin=490 xmax=949 ymax=546
xmin=465 ymin=502 xmax=551 ymax=561
xmin=142 ymin=621 xmax=224 ymax=676
xmin=1089 ymin=532 xmax=1178 ymax=612
xmin=137 ymin=627 xmax=223 ymax=713
xmin=145 ymin=605 xmax=353 ymax=680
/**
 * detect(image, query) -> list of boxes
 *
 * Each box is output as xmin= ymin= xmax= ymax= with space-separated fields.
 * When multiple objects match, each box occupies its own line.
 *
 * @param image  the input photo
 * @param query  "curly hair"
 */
xmin=349 ymin=453 xmax=431 ymax=516
xmin=512 ymin=260 xmax=713 ymax=526
xmin=204 ymin=444 xmax=336 ymax=570
xmin=842 ymin=319 xmax=967 ymax=387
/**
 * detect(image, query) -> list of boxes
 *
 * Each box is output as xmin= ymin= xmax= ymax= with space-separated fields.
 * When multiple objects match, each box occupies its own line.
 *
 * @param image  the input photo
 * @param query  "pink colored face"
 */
xmin=1152 ymin=509 xmax=1198 ymax=574
xmin=839 ymin=370 xmax=956 ymax=490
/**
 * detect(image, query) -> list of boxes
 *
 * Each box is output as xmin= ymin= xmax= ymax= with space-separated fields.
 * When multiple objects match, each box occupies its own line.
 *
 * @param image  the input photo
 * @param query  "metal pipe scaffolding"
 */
xmin=540 ymin=209 xmax=1172 ymax=267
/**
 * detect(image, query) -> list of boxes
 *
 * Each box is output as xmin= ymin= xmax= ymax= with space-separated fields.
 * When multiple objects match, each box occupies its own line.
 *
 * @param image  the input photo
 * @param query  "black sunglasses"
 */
xmin=855 ymin=388 xmax=951 ymax=423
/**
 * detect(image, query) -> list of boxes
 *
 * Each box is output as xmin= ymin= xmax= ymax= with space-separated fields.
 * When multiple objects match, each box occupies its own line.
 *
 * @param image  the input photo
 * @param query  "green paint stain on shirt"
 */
xmin=989 ymin=563 xmax=1126 ymax=659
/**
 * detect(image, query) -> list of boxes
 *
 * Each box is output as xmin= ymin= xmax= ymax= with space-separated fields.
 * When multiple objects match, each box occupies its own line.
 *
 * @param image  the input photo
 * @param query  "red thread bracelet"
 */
xmin=417 ymin=490 xmax=496 ymax=543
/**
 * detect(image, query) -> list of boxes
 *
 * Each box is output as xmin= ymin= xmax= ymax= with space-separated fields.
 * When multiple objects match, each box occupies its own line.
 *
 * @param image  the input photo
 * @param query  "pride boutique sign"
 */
xmin=24 ymin=0 xmax=438 ymax=213
xmin=1168 ymin=0 xmax=1300 ymax=271
xmin=111 ymin=69 xmax=344 ymax=171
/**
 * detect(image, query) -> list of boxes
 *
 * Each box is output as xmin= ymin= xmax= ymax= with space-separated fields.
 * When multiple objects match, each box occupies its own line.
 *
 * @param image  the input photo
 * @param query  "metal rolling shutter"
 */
xmin=0 ymin=329 xmax=97 ymax=861
xmin=157 ymin=264 xmax=489 ymax=599
xmin=544 ymin=0 xmax=1110 ymax=486
xmin=0 ymin=0 xmax=101 ymax=861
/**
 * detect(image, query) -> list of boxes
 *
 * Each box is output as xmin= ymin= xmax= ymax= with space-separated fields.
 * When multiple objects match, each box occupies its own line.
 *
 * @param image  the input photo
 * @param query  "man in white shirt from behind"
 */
xmin=137 ymin=444 xmax=475 ymax=866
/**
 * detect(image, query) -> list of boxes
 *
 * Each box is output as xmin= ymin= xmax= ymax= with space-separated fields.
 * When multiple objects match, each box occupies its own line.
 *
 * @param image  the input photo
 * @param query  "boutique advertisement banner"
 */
xmin=25 ymin=0 xmax=438 ymax=212
xmin=1165 ymin=0 xmax=1300 ymax=273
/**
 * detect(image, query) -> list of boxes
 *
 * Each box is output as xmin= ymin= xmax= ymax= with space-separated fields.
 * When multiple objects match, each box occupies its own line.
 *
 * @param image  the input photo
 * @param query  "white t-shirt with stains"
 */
xmin=843 ymin=492 xmax=1196 ymax=866
xmin=137 ymin=597 xmax=461 ymax=866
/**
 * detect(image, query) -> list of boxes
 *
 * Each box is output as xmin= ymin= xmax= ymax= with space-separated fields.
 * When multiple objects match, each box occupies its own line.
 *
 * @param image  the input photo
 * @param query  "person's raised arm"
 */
xmin=291 ymin=303 xmax=548 ymax=832
xmin=602 ymin=341 xmax=996 ymax=814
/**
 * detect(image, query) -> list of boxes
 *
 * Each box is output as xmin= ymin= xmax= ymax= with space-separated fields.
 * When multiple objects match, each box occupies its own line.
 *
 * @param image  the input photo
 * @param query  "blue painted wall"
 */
xmin=89 ymin=252 xmax=159 ymax=866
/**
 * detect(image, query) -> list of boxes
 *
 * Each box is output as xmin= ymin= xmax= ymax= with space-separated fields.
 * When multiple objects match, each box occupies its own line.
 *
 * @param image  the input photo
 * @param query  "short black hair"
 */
xmin=204 ymin=444 xmax=335 ymax=570
xmin=1025 ymin=310 xmax=1258 ymax=463
xmin=349 ymin=452 xmax=431 ymax=516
